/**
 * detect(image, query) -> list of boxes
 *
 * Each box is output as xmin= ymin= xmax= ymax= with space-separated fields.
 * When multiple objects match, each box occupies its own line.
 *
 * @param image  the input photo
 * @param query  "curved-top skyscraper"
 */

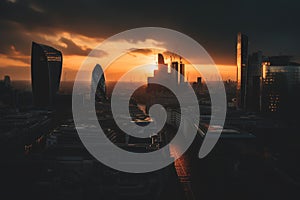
xmin=91 ymin=64 xmax=107 ymax=102
xmin=31 ymin=42 xmax=62 ymax=108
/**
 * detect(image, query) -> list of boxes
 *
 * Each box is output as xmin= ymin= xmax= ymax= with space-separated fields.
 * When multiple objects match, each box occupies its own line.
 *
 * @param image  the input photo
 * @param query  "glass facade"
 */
xmin=236 ymin=33 xmax=248 ymax=109
xmin=262 ymin=64 xmax=300 ymax=113
xmin=31 ymin=42 xmax=62 ymax=107
xmin=91 ymin=64 xmax=106 ymax=102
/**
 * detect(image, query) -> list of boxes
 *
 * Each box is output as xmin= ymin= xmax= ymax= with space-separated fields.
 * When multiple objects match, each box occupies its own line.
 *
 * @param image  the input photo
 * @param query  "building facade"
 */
xmin=236 ymin=33 xmax=248 ymax=109
xmin=246 ymin=51 xmax=263 ymax=111
xmin=31 ymin=42 xmax=62 ymax=107
xmin=261 ymin=57 xmax=300 ymax=115
xmin=91 ymin=64 xmax=107 ymax=102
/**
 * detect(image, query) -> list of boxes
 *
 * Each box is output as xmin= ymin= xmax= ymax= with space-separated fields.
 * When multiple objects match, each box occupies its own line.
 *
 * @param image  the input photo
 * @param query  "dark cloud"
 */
xmin=58 ymin=37 xmax=90 ymax=56
xmin=88 ymin=49 xmax=108 ymax=58
xmin=1 ymin=0 xmax=300 ymax=65
xmin=0 ymin=20 xmax=37 ymax=55
xmin=128 ymin=48 xmax=153 ymax=56
xmin=59 ymin=37 xmax=85 ymax=55
xmin=56 ymin=37 xmax=108 ymax=57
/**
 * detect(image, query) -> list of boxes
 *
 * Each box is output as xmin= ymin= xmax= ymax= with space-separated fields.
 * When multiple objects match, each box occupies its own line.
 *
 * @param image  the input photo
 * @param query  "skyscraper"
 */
xmin=180 ymin=62 xmax=185 ymax=84
xmin=246 ymin=51 xmax=263 ymax=111
xmin=261 ymin=56 xmax=300 ymax=115
xmin=158 ymin=53 xmax=165 ymax=65
xmin=91 ymin=64 xmax=107 ymax=102
xmin=171 ymin=61 xmax=179 ymax=85
xmin=236 ymin=32 xmax=248 ymax=109
xmin=31 ymin=42 xmax=62 ymax=107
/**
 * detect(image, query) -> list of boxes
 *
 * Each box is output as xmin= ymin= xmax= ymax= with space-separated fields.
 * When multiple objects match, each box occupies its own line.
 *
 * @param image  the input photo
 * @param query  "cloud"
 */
xmin=0 ymin=0 xmax=300 ymax=67
xmin=88 ymin=49 xmax=108 ymax=58
xmin=58 ymin=37 xmax=90 ymax=56
xmin=128 ymin=48 xmax=153 ymax=56
xmin=57 ymin=37 xmax=108 ymax=57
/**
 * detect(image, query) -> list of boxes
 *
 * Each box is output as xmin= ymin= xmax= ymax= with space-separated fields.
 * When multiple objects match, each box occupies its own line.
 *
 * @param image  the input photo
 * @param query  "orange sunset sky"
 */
xmin=0 ymin=31 xmax=237 ymax=82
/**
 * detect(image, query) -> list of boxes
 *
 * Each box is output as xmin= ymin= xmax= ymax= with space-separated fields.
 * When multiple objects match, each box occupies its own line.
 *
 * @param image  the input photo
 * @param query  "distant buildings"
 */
xmin=192 ymin=76 xmax=202 ymax=94
xmin=0 ymin=75 xmax=13 ymax=107
xmin=147 ymin=53 xmax=186 ymax=92
xmin=31 ymin=42 xmax=62 ymax=108
xmin=3 ymin=75 xmax=11 ymax=88
xmin=0 ymin=75 xmax=11 ymax=89
xmin=146 ymin=53 xmax=188 ymax=111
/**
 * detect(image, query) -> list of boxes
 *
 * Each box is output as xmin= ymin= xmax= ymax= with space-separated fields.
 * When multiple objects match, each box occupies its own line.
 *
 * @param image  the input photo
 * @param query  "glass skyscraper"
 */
xmin=246 ymin=51 xmax=263 ymax=111
xmin=91 ymin=64 xmax=107 ymax=102
xmin=236 ymin=32 xmax=248 ymax=109
xmin=31 ymin=42 xmax=62 ymax=107
xmin=261 ymin=57 xmax=300 ymax=115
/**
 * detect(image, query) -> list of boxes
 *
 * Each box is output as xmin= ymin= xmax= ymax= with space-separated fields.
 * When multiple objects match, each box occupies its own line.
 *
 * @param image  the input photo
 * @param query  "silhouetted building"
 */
xmin=261 ymin=56 xmax=300 ymax=116
xmin=146 ymin=54 xmax=181 ymax=112
xmin=3 ymin=75 xmax=11 ymax=88
xmin=197 ymin=77 xmax=202 ymax=84
xmin=192 ymin=76 xmax=202 ymax=94
xmin=171 ymin=61 xmax=179 ymax=85
xmin=158 ymin=53 xmax=165 ymax=65
xmin=31 ymin=42 xmax=62 ymax=108
xmin=236 ymin=32 xmax=248 ymax=109
xmin=91 ymin=64 xmax=107 ymax=102
xmin=180 ymin=62 xmax=185 ymax=84
xmin=0 ymin=75 xmax=17 ymax=107
xmin=0 ymin=75 xmax=11 ymax=89
xmin=246 ymin=51 xmax=263 ymax=111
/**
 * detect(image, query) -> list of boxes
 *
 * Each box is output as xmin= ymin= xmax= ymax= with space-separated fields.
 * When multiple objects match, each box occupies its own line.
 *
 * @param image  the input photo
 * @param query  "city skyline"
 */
xmin=0 ymin=38 xmax=238 ymax=82
xmin=1 ymin=2 xmax=300 ymax=199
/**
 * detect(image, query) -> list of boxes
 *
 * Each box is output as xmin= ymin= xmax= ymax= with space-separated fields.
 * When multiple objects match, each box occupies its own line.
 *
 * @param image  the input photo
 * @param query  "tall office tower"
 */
xmin=158 ymin=53 xmax=165 ymax=65
xmin=236 ymin=32 xmax=248 ymax=109
xmin=157 ymin=53 xmax=168 ymax=74
xmin=246 ymin=51 xmax=263 ymax=111
xmin=261 ymin=56 xmax=300 ymax=116
xmin=91 ymin=64 xmax=107 ymax=102
xmin=31 ymin=42 xmax=62 ymax=107
xmin=180 ymin=62 xmax=185 ymax=84
xmin=171 ymin=61 xmax=179 ymax=84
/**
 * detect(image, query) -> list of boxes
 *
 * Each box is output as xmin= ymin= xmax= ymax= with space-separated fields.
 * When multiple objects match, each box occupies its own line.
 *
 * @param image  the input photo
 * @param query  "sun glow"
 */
xmin=0 ymin=31 xmax=237 ymax=82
